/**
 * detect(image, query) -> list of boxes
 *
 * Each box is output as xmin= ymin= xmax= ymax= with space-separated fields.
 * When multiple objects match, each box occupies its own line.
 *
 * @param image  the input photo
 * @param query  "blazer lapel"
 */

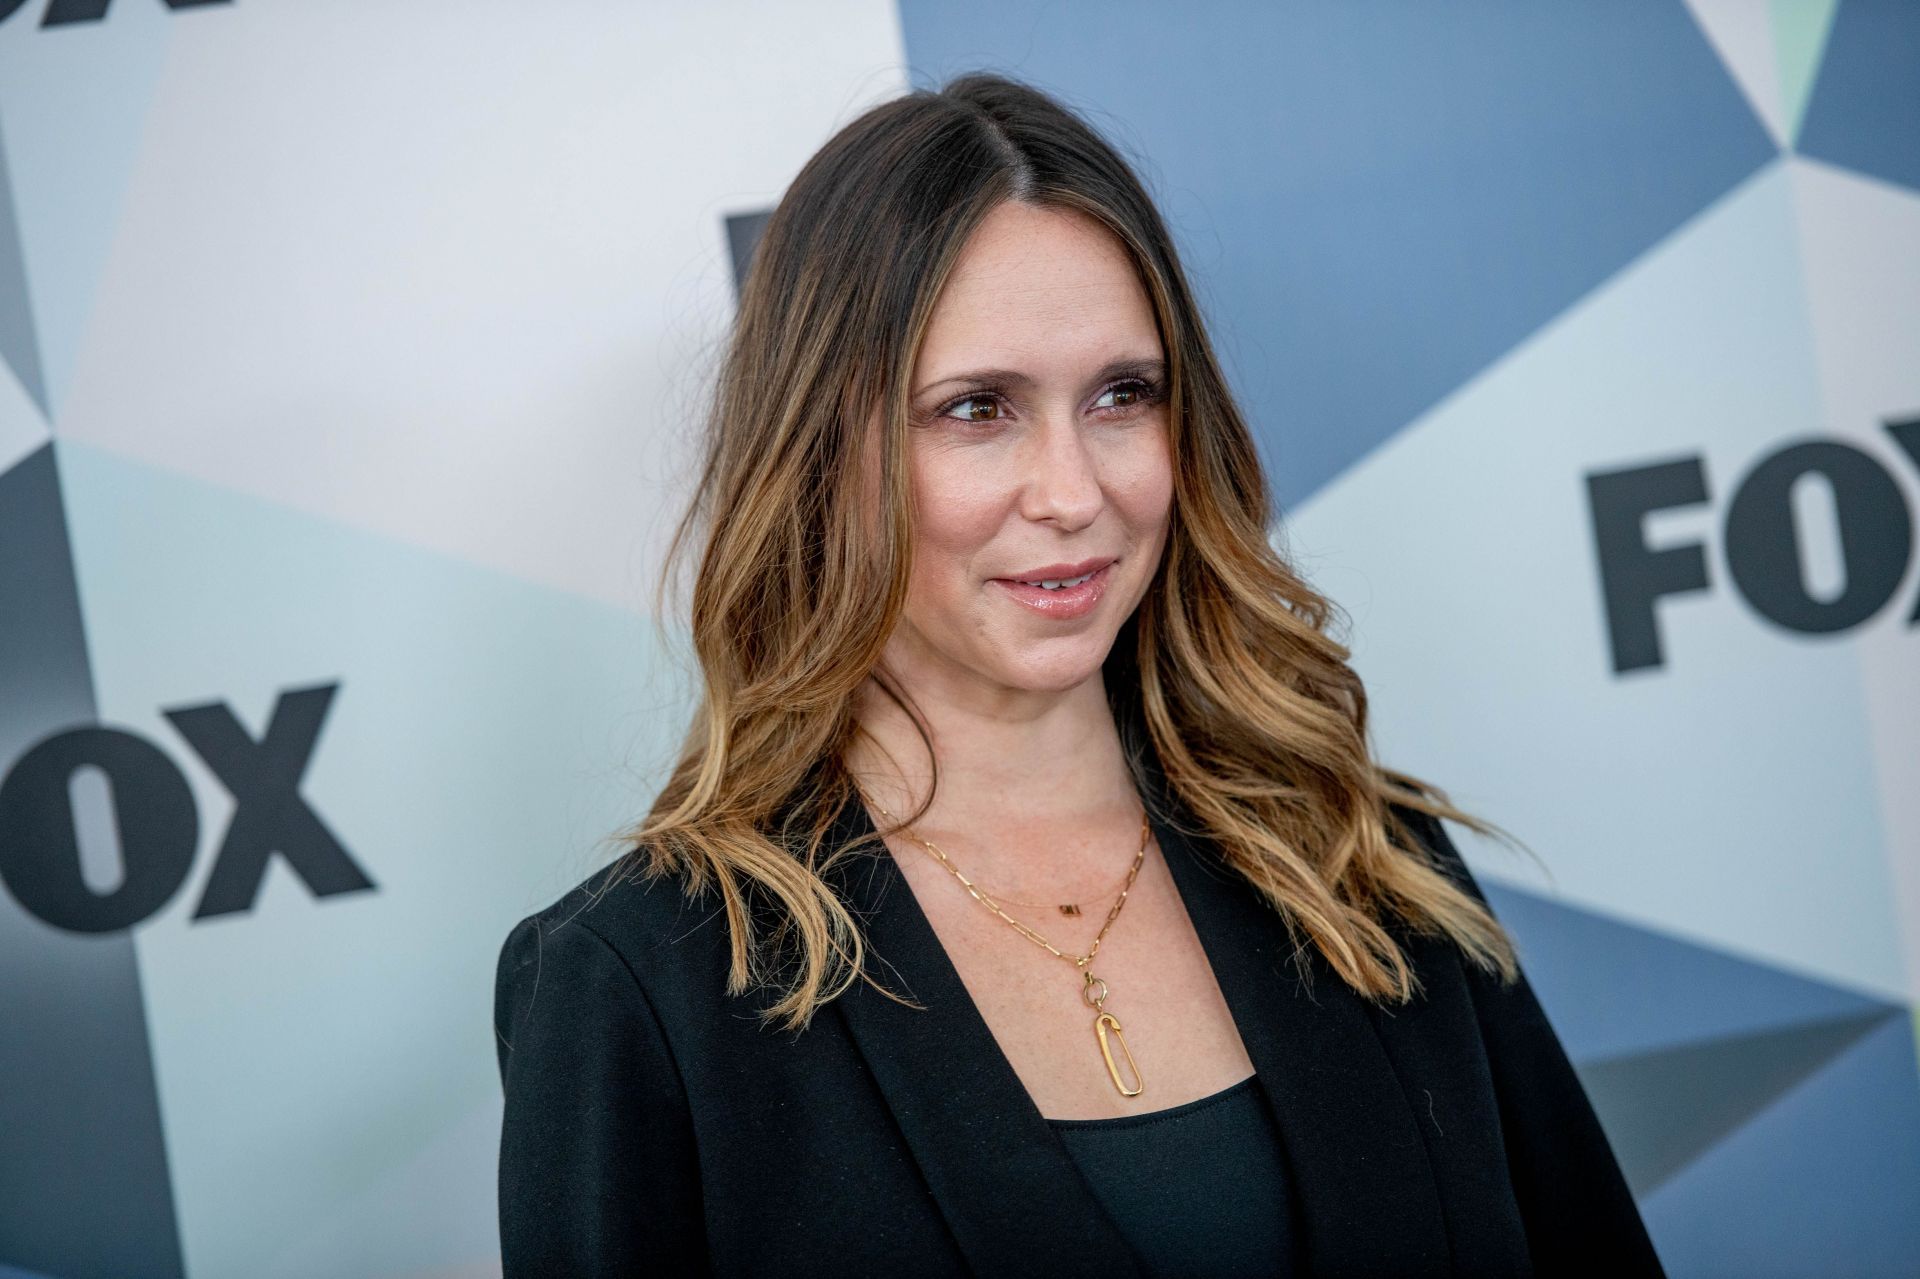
xmin=824 ymin=791 xmax=1146 ymax=1276
xmin=1150 ymin=787 xmax=1456 ymax=1276
xmin=824 ymin=770 xmax=1455 ymax=1277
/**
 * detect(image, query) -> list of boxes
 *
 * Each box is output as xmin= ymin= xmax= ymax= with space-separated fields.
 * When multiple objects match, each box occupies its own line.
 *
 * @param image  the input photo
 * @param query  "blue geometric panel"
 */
xmin=1478 ymin=873 xmax=1914 ymax=1195
xmin=1477 ymin=875 xmax=1920 ymax=1271
xmin=1796 ymin=0 xmax=1920 ymax=194
xmin=897 ymin=1 xmax=1779 ymax=510
xmin=1641 ymin=1013 xmax=1920 ymax=1278
xmin=1480 ymin=878 xmax=1896 ymax=1062
xmin=1580 ymin=1008 xmax=1895 ymax=1195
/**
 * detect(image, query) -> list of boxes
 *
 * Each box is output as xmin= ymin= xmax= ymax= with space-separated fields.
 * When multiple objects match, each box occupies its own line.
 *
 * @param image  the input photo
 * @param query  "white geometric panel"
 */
xmin=1290 ymin=155 xmax=1908 ymax=1004
xmin=0 ymin=0 xmax=176 ymax=420
xmin=54 ymin=0 xmax=909 ymax=616
xmin=1685 ymin=0 xmax=1791 ymax=150
xmin=59 ymin=436 xmax=696 ymax=1279
xmin=1785 ymin=154 xmax=1920 ymax=1002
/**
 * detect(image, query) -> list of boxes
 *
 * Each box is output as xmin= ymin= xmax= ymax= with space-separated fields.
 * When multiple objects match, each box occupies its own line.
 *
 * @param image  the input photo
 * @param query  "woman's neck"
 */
xmin=845 ymin=661 xmax=1144 ymax=876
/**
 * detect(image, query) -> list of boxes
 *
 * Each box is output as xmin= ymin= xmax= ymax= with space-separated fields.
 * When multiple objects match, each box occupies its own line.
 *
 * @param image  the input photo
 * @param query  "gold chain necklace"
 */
xmin=861 ymin=790 xmax=1151 ymax=1098
xmin=910 ymin=849 xmax=1138 ymax=916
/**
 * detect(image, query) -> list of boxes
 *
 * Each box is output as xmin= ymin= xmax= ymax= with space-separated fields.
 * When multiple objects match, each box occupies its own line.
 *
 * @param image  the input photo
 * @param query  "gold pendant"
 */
xmin=1082 ymin=969 xmax=1143 ymax=1096
xmin=1095 ymin=1012 xmax=1144 ymax=1096
xmin=1059 ymin=903 xmax=1081 ymax=916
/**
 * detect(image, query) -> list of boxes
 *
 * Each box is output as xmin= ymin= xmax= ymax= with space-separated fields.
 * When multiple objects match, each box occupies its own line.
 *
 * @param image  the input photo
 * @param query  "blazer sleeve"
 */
xmin=494 ymin=911 xmax=708 ymax=1276
xmin=1406 ymin=807 xmax=1668 ymax=1278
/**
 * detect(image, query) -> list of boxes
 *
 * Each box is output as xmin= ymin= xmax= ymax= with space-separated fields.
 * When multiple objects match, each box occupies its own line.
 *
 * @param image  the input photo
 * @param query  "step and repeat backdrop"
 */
xmin=2 ymin=2 xmax=1916 ymax=1276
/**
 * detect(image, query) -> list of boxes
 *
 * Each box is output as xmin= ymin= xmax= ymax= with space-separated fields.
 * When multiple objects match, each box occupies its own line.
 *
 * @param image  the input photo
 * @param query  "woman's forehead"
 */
xmin=915 ymin=204 xmax=1160 ymax=387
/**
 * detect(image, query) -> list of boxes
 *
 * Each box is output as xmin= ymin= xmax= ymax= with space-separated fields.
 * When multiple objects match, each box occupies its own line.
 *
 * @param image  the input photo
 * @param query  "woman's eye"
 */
xmin=941 ymin=394 xmax=1004 ymax=423
xmin=1095 ymin=379 xmax=1158 ymax=411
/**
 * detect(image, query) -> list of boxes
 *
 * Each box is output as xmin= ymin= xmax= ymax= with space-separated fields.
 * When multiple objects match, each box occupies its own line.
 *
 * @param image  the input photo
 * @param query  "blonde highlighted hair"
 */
xmin=612 ymin=72 xmax=1525 ymax=1032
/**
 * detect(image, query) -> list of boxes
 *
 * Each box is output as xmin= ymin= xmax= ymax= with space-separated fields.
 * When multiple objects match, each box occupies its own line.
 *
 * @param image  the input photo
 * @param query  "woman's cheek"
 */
xmin=1103 ymin=430 xmax=1174 ymax=522
xmin=917 ymin=452 xmax=1016 ymax=544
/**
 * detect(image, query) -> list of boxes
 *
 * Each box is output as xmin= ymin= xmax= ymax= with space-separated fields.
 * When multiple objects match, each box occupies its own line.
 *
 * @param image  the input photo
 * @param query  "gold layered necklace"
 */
xmin=861 ymin=790 xmax=1152 ymax=1098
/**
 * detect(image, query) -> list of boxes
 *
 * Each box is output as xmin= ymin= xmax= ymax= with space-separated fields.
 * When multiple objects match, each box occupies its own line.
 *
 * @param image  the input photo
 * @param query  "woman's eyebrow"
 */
xmin=912 ymin=356 xmax=1166 ymax=399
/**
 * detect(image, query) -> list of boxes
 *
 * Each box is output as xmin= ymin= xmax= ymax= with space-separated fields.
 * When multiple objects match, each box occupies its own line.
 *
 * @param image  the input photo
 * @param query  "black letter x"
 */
xmin=163 ymin=682 xmax=376 ymax=919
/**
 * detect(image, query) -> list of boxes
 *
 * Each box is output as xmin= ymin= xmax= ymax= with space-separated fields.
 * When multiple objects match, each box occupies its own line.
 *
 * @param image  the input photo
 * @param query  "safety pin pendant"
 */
xmin=1082 ymin=970 xmax=1143 ymax=1097
xmin=1094 ymin=1011 xmax=1145 ymax=1096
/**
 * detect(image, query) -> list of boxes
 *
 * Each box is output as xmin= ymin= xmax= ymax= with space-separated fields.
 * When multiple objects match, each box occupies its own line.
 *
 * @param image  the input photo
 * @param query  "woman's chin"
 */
xmin=985 ymin=640 xmax=1116 ymax=695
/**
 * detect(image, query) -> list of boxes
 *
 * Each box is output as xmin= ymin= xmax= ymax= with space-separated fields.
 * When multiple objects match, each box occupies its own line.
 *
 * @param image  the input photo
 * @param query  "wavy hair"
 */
xmin=611 ymin=71 xmax=1526 ymax=1032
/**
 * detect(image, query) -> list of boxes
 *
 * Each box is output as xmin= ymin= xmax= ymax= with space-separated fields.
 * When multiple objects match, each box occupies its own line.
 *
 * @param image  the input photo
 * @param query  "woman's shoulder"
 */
xmin=495 ymin=849 xmax=732 ymax=1008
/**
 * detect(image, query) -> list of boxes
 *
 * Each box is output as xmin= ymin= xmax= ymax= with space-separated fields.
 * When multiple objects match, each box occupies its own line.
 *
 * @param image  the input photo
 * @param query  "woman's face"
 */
xmin=884 ymin=200 xmax=1174 ymax=701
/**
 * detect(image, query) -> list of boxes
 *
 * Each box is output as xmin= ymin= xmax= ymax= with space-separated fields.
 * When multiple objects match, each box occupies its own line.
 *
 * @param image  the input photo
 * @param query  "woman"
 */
xmin=494 ymin=72 xmax=1664 ymax=1277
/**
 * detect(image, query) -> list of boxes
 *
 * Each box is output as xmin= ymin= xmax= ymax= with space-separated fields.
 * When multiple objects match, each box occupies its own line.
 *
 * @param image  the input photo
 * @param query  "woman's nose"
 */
xmin=1018 ymin=413 xmax=1104 ymax=531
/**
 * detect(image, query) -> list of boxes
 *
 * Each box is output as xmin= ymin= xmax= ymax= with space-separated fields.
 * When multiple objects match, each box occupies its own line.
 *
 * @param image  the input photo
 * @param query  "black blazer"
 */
xmin=494 ymin=765 xmax=1665 ymax=1277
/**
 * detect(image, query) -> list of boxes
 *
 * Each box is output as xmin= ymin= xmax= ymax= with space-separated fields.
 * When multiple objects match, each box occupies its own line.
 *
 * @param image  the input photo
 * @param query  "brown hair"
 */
xmin=612 ymin=71 xmax=1526 ymax=1031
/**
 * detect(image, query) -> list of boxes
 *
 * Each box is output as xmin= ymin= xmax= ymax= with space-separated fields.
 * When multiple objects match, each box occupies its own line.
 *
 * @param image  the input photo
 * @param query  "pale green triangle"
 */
xmin=1772 ymin=0 xmax=1841 ymax=148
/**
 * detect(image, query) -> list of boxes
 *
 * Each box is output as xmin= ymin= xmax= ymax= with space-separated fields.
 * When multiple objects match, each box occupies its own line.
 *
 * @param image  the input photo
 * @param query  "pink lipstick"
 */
xmin=991 ymin=557 xmax=1116 ymax=621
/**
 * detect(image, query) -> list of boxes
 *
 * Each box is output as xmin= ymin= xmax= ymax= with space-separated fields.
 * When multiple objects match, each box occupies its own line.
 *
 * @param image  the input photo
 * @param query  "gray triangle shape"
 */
xmin=1576 ymin=1007 xmax=1898 ymax=1197
xmin=0 ymin=112 xmax=49 ymax=421
xmin=724 ymin=208 xmax=773 ymax=297
xmin=0 ymin=443 xmax=185 ymax=1277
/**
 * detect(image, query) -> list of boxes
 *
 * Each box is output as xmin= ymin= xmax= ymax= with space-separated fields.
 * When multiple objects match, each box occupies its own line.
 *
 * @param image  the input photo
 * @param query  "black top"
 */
xmin=1047 ymin=1072 xmax=1294 ymax=1276
xmin=494 ymin=752 xmax=1668 ymax=1276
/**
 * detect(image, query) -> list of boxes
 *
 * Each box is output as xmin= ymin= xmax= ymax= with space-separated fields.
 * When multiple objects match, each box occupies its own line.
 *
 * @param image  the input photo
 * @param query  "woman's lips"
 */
xmin=991 ymin=561 xmax=1113 ymax=620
